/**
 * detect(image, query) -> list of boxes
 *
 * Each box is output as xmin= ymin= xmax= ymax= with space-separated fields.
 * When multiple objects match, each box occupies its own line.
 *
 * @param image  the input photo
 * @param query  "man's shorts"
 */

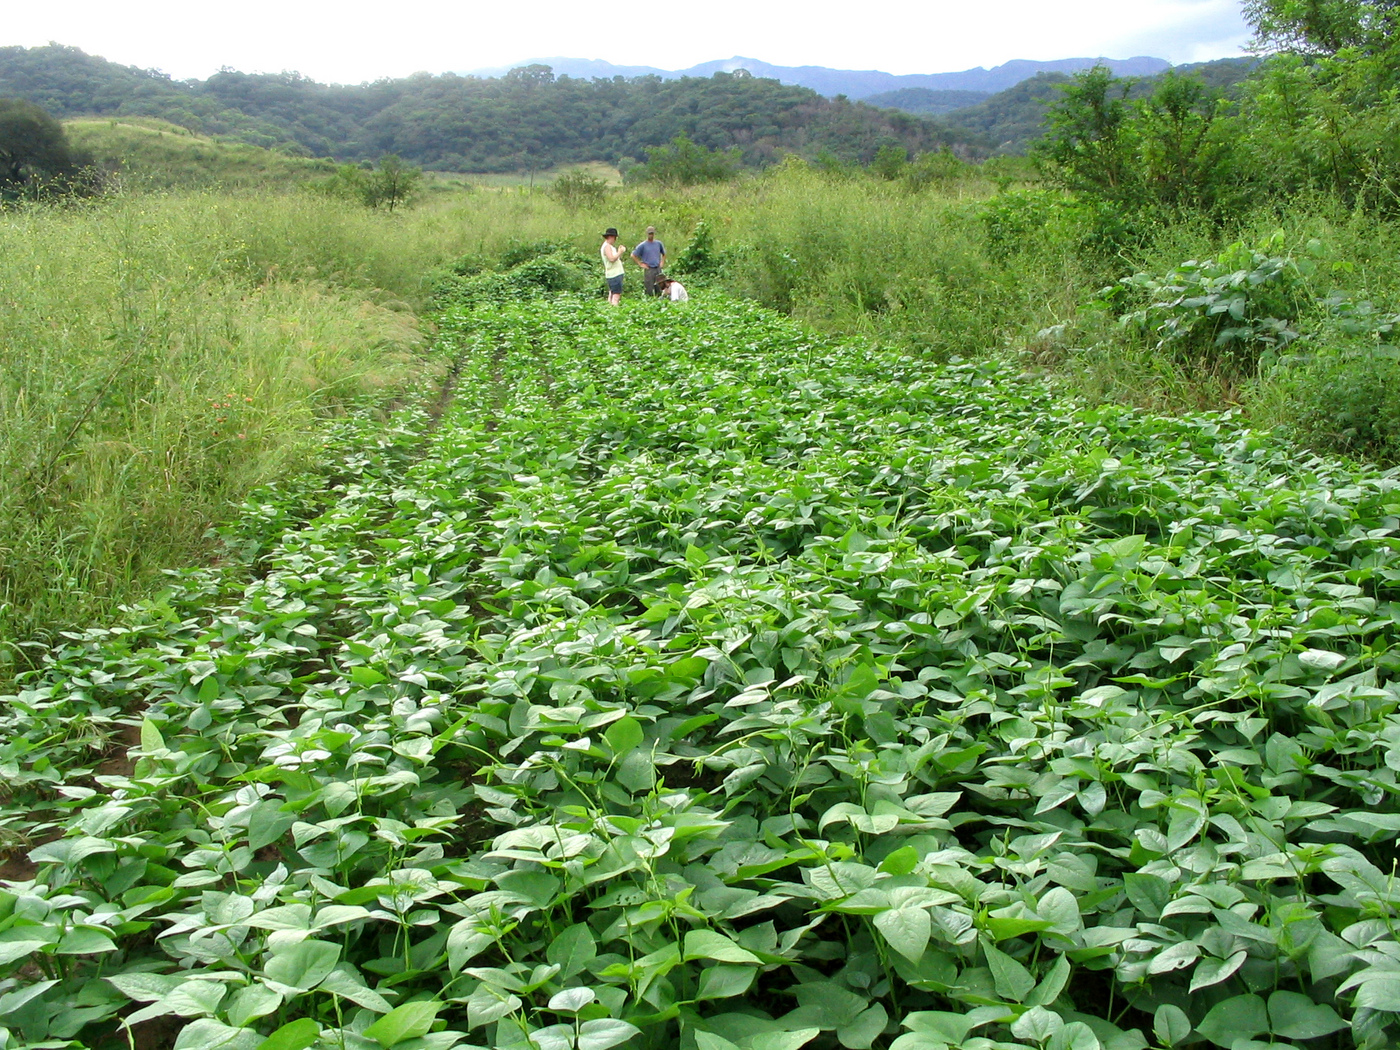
xmin=606 ymin=275 xmax=624 ymax=294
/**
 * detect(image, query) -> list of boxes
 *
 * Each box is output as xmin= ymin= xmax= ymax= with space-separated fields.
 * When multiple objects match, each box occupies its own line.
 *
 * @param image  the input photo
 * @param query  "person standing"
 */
xmin=600 ymin=227 xmax=627 ymax=305
xmin=631 ymin=225 xmax=666 ymax=297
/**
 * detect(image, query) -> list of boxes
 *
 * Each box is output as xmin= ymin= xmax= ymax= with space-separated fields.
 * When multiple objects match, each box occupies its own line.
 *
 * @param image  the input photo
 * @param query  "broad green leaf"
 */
xmin=363 ymin=999 xmax=442 ymax=1047
xmin=875 ymin=906 xmax=931 ymax=963
xmin=879 ymin=846 xmax=919 ymax=875
xmin=1266 ymin=990 xmax=1348 ymax=1039
xmin=1190 ymin=950 xmax=1247 ymax=992
xmin=697 ymin=963 xmax=757 ymax=999
xmin=264 ymin=940 xmax=340 ymax=991
xmin=838 ymin=1003 xmax=889 ymax=1050
xmin=1012 ymin=1006 xmax=1065 ymax=1043
xmin=1153 ymin=1004 xmax=1191 ymax=1047
xmin=1196 ymin=994 xmax=1268 ymax=1047
xmin=548 ymin=986 xmax=597 ymax=1012
xmin=684 ymin=929 xmax=762 ymax=964
xmin=141 ymin=718 xmax=165 ymax=753
xmin=547 ymin=923 xmax=598 ymax=980
xmin=604 ymin=715 xmax=644 ymax=756
xmin=984 ymin=941 xmax=1036 ymax=1002
xmin=55 ymin=927 xmax=117 ymax=954
xmin=254 ymin=1018 xmax=320 ymax=1050
xmin=577 ymin=1018 xmax=643 ymax=1050
xmin=247 ymin=801 xmax=296 ymax=851
xmin=172 ymin=1019 xmax=262 ymax=1050
xmin=226 ymin=984 xmax=283 ymax=1027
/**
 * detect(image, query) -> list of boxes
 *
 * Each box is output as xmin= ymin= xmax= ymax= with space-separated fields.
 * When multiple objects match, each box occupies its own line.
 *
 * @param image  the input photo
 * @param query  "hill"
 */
xmin=860 ymin=88 xmax=992 ymax=116
xmin=938 ymin=56 xmax=1259 ymax=154
xmin=64 ymin=116 xmax=340 ymax=189
xmin=0 ymin=44 xmax=975 ymax=172
xmin=470 ymin=54 xmax=1172 ymax=99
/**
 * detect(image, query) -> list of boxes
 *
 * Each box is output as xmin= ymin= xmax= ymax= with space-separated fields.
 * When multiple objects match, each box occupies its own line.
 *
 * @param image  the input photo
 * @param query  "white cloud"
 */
xmin=3 ymin=0 xmax=1254 ymax=83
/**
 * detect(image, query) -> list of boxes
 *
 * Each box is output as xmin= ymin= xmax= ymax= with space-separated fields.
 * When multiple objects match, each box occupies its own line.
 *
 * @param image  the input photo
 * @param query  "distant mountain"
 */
xmin=469 ymin=55 xmax=1173 ymax=100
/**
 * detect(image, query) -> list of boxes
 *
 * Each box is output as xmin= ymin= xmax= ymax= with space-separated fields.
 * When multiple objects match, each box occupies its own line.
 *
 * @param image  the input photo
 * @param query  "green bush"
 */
xmin=1099 ymin=235 xmax=1317 ymax=374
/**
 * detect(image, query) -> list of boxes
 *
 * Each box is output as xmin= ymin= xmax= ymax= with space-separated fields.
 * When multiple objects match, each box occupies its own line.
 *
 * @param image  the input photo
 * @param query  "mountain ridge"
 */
xmin=468 ymin=54 xmax=1173 ymax=99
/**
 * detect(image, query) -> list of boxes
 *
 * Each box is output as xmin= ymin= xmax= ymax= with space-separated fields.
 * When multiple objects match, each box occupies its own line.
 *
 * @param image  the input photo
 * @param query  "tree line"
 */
xmin=0 ymin=45 xmax=974 ymax=173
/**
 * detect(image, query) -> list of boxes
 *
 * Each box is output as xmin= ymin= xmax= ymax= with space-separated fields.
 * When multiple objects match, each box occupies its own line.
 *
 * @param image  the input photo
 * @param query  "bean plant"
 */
xmin=1 ymin=288 xmax=1398 ymax=1050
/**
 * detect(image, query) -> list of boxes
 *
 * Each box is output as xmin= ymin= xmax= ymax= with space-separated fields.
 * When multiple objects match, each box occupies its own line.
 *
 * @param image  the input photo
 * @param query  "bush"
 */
xmin=1098 ymin=235 xmax=1317 ymax=374
xmin=550 ymin=168 xmax=607 ymax=209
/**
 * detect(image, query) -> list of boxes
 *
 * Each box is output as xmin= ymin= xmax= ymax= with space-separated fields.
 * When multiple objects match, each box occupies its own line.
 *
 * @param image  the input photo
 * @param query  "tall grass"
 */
xmin=0 ymin=193 xmax=442 ymax=670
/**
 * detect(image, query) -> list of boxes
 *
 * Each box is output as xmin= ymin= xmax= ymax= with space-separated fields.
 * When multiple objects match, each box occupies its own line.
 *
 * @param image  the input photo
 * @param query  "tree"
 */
xmin=1244 ymin=0 xmax=1400 ymax=58
xmin=0 ymin=98 xmax=86 ymax=198
xmin=363 ymin=154 xmax=421 ymax=211
xmin=630 ymin=134 xmax=740 ymax=186
xmin=1034 ymin=66 xmax=1140 ymax=201
xmin=550 ymin=168 xmax=607 ymax=209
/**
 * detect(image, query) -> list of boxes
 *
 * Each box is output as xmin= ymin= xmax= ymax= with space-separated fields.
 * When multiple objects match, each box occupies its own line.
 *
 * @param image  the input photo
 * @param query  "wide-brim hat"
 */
xmin=602 ymin=227 xmax=619 ymax=237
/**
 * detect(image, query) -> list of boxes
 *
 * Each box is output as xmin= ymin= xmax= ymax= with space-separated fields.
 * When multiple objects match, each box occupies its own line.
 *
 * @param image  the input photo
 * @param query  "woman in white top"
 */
xmin=600 ymin=227 xmax=627 ymax=305
xmin=658 ymin=276 xmax=689 ymax=302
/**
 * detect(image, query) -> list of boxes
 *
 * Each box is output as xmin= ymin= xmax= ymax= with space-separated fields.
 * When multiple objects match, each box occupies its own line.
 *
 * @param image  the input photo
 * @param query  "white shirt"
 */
xmin=667 ymin=281 xmax=689 ymax=302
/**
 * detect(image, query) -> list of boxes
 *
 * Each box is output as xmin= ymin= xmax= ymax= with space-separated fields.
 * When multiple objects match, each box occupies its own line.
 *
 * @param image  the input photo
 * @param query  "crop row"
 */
xmin=1 ymin=294 xmax=1398 ymax=1050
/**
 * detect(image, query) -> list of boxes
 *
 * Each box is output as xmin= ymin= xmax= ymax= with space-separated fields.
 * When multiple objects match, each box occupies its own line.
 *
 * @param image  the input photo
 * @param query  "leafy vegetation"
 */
xmin=3 ymin=287 xmax=1400 ymax=1050
xmin=0 ymin=98 xmax=95 ymax=199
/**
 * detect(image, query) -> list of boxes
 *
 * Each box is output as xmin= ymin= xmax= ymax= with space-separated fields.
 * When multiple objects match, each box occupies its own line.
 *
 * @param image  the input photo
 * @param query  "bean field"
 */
xmin=3 ymin=293 xmax=1400 ymax=1050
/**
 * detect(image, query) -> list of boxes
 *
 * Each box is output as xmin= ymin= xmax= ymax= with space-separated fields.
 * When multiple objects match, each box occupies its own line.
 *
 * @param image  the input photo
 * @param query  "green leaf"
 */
xmin=984 ymin=941 xmax=1036 ymax=1002
xmin=363 ymin=1000 xmax=442 ymax=1047
xmin=838 ymin=1003 xmax=889 ymax=1049
xmin=1190 ymin=950 xmax=1247 ymax=992
xmin=226 ymin=984 xmax=283 ymax=1027
xmin=1266 ymin=990 xmax=1348 ymax=1039
xmin=684 ymin=929 xmax=762 ymax=964
xmin=875 ymin=906 xmax=931 ymax=963
xmin=1012 ymin=1006 xmax=1065 ymax=1043
xmin=264 ymin=940 xmax=340 ymax=992
xmin=879 ymin=846 xmax=919 ymax=875
xmin=1197 ymin=994 xmax=1268 ymax=1047
xmin=546 ymin=923 xmax=598 ymax=979
xmin=247 ymin=801 xmax=296 ymax=852
xmin=578 ymin=1018 xmax=643 ymax=1050
xmin=55 ymin=927 xmax=117 ymax=954
xmin=697 ymin=963 xmax=757 ymax=999
xmin=141 ymin=718 xmax=165 ymax=753
xmin=255 ymin=1018 xmax=321 ymax=1050
xmin=1153 ymin=1004 xmax=1191 ymax=1047
xmin=604 ymin=715 xmax=644 ymax=756
xmin=172 ymin=1019 xmax=262 ymax=1050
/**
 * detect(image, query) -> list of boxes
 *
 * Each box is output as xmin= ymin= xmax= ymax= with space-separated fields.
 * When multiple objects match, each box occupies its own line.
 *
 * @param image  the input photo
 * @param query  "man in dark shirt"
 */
xmin=631 ymin=226 xmax=666 ymax=297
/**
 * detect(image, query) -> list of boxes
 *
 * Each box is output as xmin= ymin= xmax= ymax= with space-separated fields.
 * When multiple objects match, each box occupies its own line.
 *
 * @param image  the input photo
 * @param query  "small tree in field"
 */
xmin=551 ymin=169 xmax=608 ymax=209
xmin=363 ymin=154 xmax=422 ymax=212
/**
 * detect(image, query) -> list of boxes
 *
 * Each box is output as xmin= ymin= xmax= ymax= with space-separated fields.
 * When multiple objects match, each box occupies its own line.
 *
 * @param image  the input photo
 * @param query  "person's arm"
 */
xmin=660 ymin=248 xmax=667 ymax=269
xmin=630 ymin=246 xmax=644 ymax=266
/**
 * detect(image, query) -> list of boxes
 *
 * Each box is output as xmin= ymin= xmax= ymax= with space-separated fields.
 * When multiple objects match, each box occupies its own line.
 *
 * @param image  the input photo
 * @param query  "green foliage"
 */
xmin=551 ymin=168 xmax=608 ymax=209
xmin=1102 ymin=236 xmax=1316 ymax=373
xmin=0 ymin=97 xmax=93 ymax=199
xmin=1244 ymin=0 xmax=1400 ymax=60
xmin=4 ymin=290 xmax=1400 ymax=1050
xmin=306 ymin=155 xmax=422 ymax=210
xmin=628 ymin=135 xmax=741 ymax=186
xmin=870 ymin=142 xmax=909 ymax=180
xmin=670 ymin=220 xmax=722 ymax=277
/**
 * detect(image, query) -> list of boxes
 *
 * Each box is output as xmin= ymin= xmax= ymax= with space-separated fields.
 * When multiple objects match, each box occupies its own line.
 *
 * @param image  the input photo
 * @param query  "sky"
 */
xmin=4 ymin=0 xmax=1253 ymax=85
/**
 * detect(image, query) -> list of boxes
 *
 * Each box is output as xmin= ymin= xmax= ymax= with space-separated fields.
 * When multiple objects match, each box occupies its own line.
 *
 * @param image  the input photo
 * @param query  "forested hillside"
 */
xmin=915 ymin=57 xmax=1258 ymax=153
xmin=0 ymin=44 xmax=973 ymax=171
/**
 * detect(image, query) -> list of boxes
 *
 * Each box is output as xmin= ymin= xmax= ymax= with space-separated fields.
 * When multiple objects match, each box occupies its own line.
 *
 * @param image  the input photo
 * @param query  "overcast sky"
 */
xmin=6 ymin=0 xmax=1253 ymax=84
